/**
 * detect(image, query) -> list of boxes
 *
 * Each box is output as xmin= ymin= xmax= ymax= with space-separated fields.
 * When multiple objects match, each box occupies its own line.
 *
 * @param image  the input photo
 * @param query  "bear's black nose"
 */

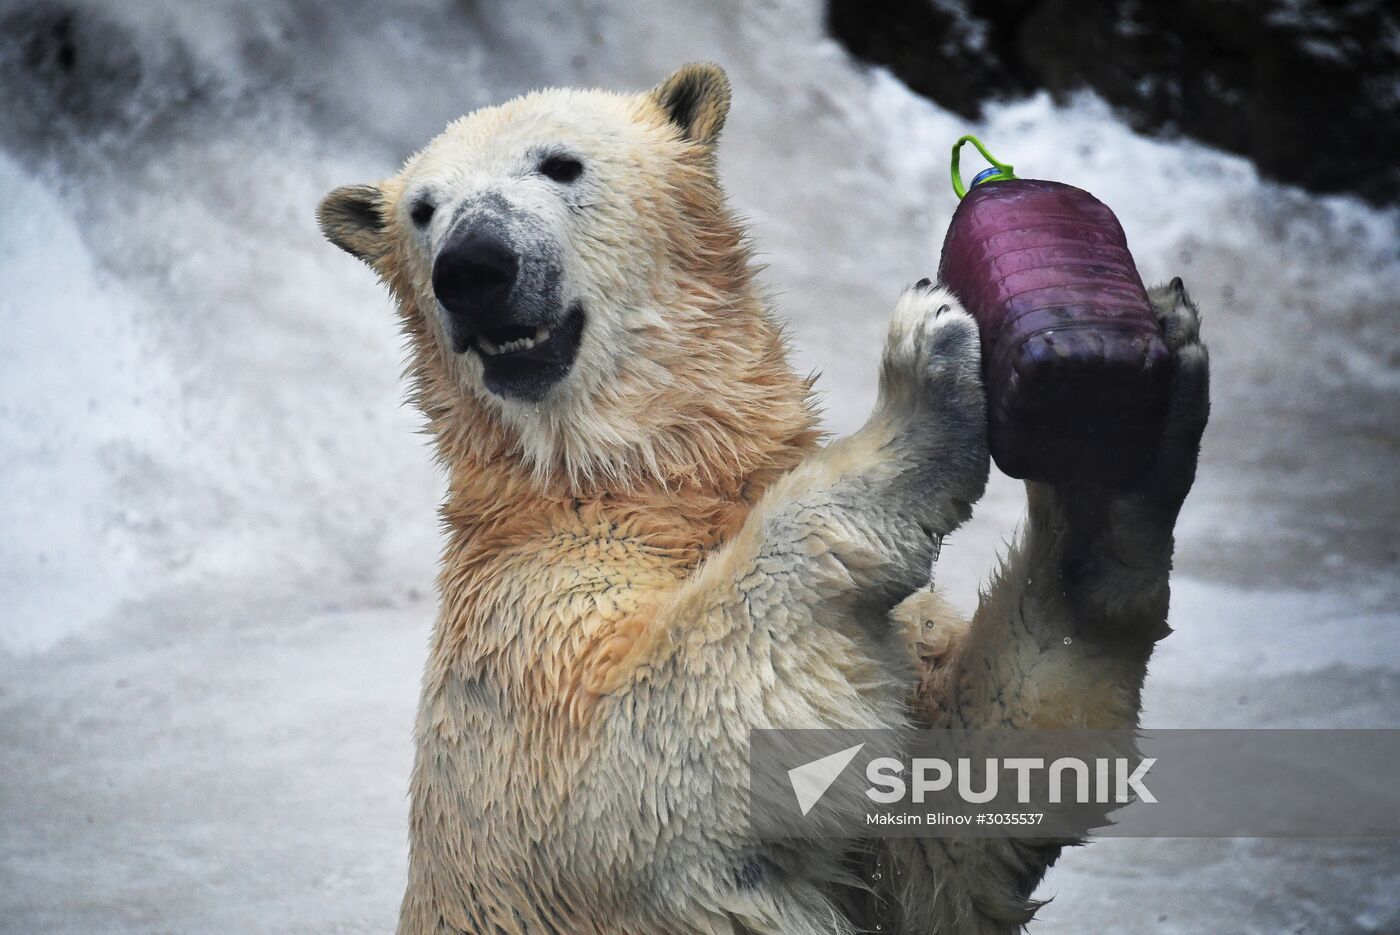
xmin=432 ymin=227 xmax=520 ymax=335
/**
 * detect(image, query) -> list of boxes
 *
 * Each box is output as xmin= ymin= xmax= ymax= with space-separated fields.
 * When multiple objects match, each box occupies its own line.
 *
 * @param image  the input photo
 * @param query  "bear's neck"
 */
xmin=422 ymin=325 xmax=816 ymax=563
xmin=436 ymin=335 xmax=820 ymax=551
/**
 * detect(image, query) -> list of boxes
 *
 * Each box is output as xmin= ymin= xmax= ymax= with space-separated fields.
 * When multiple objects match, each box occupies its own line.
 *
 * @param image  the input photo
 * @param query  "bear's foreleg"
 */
xmin=881 ymin=280 xmax=1210 ymax=933
xmin=596 ymin=286 xmax=991 ymax=935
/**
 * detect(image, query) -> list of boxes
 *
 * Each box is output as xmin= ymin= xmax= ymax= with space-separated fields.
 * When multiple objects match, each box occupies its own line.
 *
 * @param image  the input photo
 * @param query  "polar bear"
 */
xmin=318 ymin=64 xmax=1208 ymax=935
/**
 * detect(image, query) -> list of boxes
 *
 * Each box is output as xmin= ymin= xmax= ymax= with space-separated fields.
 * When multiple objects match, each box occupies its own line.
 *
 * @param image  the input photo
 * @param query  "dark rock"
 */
xmin=1 ymin=6 xmax=144 ymax=133
xmin=0 ymin=2 xmax=211 ymax=166
xmin=826 ymin=0 xmax=1400 ymax=205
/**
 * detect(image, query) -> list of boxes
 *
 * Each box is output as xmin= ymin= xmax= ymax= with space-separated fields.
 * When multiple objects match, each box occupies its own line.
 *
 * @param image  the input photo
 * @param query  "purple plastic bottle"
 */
xmin=938 ymin=138 xmax=1172 ymax=483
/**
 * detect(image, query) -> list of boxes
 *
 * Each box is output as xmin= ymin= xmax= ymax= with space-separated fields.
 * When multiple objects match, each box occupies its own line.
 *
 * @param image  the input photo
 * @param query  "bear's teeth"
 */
xmin=477 ymin=329 xmax=550 ymax=357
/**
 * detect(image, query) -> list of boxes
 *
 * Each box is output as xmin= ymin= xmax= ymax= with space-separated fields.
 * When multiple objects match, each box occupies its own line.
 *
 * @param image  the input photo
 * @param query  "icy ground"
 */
xmin=2 ymin=0 xmax=1398 ymax=932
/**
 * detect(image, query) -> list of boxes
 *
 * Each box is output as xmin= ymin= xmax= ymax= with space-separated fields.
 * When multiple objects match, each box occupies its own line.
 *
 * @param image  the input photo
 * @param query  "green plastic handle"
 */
xmin=951 ymin=134 xmax=1017 ymax=199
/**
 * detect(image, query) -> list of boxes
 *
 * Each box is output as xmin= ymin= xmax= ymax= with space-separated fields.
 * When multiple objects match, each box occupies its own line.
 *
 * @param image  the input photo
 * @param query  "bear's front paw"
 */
xmin=880 ymin=281 xmax=983 ymax=412
xmin=878 ymin=281 xmax=989 ymax=507
xmin=1138 ymin=277 xmax=1211 ymax=514
xmin=1059 ymin=278 xmax=1210 ymax=520
xmin=1050 ymin=277 xmax=1210 ymax=630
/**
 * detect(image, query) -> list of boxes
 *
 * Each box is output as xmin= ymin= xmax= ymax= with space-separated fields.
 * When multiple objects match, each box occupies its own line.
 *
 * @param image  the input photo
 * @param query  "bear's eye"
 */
xmin=538 ymin=154 xmax=584 ymax=184
xmin=409 ymin=200 xmax=436 ymax=228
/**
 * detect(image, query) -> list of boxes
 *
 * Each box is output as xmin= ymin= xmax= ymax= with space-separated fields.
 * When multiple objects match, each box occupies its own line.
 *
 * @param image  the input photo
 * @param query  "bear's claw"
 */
xmin=1140 ymin=278 xmax=1211 ymax=508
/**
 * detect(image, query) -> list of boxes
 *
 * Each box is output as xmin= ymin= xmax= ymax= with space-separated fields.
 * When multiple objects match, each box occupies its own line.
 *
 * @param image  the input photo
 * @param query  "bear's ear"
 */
xmin=649 ymin=62 xmax=731 ymax=148
xmin=317 ymin=183 xmax=388 ymax=263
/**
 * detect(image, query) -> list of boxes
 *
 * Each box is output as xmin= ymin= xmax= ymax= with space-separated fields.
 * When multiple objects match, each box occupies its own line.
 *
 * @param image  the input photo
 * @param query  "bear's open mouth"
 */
xmin=469 ymin=304 xmax=586 ymax=401
xmin=475 ymin=324 xmax=550 ymax=358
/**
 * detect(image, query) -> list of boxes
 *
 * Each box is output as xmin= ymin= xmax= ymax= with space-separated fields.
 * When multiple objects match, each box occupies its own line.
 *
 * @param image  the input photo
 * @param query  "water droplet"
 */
xmin=1063 ymin=636 xmax=1073 ymax=645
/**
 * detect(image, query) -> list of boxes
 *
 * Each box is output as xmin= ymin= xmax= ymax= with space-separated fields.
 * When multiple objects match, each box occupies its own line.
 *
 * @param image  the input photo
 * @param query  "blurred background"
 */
xmin=1 ymin=0 xmax=1396 ymax=931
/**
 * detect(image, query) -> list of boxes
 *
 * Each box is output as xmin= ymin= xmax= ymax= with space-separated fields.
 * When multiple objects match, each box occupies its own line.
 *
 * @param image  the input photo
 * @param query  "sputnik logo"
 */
xmin=787 ymin=743 xmax=865 ymax=816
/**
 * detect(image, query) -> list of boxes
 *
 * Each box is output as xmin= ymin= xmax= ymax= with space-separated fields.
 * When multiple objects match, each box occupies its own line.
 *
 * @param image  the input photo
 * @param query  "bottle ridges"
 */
xmin=938 ymin=178 xmax=1172 ymax=482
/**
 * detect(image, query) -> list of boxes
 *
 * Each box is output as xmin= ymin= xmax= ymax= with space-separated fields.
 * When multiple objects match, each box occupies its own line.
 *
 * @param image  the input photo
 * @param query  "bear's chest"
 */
xmin=425 ymin=525 xmax=693 ymax=758
xmin=409 ymin=528 xmax=699 ymax=902
xmin=466 ymin=527 xmax=689 ymax=677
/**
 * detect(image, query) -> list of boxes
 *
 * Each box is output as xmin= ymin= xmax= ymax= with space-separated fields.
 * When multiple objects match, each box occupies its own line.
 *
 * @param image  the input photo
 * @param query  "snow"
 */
xmin=0 ymin=153 xmax=170 ymax=652
xmin=2 ymin=0 xmax=1398 ymax=930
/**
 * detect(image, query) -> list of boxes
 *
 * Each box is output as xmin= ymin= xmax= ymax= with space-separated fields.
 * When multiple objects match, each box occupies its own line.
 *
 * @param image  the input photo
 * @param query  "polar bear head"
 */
xmin=319 ymin=64 xmax=817 ymax=490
